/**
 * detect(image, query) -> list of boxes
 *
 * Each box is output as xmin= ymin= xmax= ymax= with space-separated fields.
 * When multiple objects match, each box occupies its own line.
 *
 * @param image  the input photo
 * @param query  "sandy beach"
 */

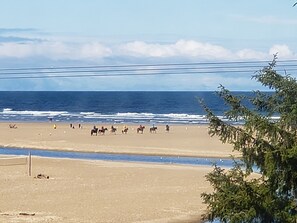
xmin=0 ymin=122 xmax=236 ymax=222
xmin=0 ymin=122 xmax=235 ymax=158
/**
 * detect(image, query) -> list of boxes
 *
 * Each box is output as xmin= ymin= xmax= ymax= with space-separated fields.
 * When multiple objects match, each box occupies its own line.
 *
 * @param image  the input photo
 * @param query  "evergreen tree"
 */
xmin=201 ymin=56 xmax=297 ymax=223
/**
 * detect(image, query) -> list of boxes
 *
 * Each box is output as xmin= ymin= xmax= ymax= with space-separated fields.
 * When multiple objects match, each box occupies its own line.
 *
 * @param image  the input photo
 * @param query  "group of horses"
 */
xmin=91 ymin=124 xmax=169 ymax=136
xmin=136 ymin=125 xmax=159 ymax=133
xmin=90 ymin=126 xmax=108 ymax=136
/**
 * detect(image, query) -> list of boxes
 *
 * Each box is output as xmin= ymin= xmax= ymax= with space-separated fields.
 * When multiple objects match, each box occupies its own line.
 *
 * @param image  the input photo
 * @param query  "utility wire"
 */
xmin=0 ymin=59 xmax=296 ymax=71
xmin=0 ymin=59 xmax=296 ymax=80
xmin=0 ymin=65 xmax=285 ymax=76
xmin=1 ymin=63 xmax=297 ymax=76
xmin=0 ymin=69 xmax=296 ymax=80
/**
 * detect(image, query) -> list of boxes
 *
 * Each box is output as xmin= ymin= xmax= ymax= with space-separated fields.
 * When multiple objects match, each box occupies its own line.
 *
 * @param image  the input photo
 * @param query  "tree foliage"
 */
xmin=201 ymin=56 xmax=297 ymax=223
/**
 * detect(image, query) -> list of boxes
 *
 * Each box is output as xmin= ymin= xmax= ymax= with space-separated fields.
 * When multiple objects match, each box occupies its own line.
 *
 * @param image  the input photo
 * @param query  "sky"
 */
xmin=0 ymin=0 xmax=296 ymax=91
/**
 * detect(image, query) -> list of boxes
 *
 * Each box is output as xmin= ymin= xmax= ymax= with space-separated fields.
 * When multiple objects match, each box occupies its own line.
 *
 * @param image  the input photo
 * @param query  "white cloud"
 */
xmin=0 ymin=42 xmax=33 ymax=58
xmin=0 ymin=41 xmax=112 ymax=60
xmin=0 ymin=39 xmax=296 ymax=62
xmin=269 ymin=44 xmax=295 ymax=59
xmin=118 ymin=41 xmax=176 ymax=57
xmin=174 ymin=40 xmax=234 ymax=59
xmin=118 ymin=40 xmax=234 ymax=59
xmin=236 ymin=49 xmax=267 ymax=60
xmin=118 ymin=40 xmax=296 ymax=60
xmin=80 ymin=42 xmax=112 ymax=60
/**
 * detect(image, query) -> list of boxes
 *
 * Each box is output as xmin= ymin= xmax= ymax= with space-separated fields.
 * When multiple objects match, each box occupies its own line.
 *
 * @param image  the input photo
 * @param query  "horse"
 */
xmin=91 ymin=127 xmax=98 ymax=136
xmin=122 ymin=127 xmax=128 ymax=134
xmin=150 ymin=126 xmax=157 ymax=133
xmin=110 ymin=126 xmax=117 ymax=134
xmin=137 ymin=125 xmax=145 ymax=134
xmin=98 ymin=127 xmax=108 ymax=135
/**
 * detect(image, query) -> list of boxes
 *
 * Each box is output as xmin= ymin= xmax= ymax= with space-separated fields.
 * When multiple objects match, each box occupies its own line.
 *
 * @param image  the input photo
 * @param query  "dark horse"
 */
xmin=137 ymin=125 xmax=145 ymax=134
xmin=122 ymin=127 xmax=128 ymax=134
xmin=91 ymin=127 xmax=98 ymax=136
xmin=150 ymin=126 xmax=157 ymax=133
xmin=98 ymin=127 xmax=108 ymax=135
xmin=110 ymin=126 xmax=117 ymax=134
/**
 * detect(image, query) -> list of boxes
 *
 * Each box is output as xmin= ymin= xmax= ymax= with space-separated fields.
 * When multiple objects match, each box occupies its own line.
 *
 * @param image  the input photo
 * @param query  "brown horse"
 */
xmin=137 ymin=125 xmax=145 ymax=134
xmin=110 ymin=126 xmax=117 ymax=134
xmin=150 ymin=126 xmax=157 ymax=133
xmin=98 ymin=127 xmax=108 ymax=135
xmin=91 ymin=127 xmax=98 ymax=136
xmin=122 ymin=127 xmax=128 ymax=134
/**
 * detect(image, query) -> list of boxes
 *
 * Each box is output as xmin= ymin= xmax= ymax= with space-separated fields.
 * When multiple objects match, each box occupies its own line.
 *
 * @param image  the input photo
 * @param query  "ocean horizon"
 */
xmin=0 ymin=91 xmax=274 ymax=125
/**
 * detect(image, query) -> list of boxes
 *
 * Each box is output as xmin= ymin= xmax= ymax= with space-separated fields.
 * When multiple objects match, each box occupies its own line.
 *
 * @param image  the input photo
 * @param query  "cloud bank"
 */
xmin=0 ymin=38 xmax=295 ymax=62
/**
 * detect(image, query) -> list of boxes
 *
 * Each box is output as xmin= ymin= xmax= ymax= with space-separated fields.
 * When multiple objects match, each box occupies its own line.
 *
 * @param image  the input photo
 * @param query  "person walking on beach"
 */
xmin=165 ymin=124 xmax=170 ymax=132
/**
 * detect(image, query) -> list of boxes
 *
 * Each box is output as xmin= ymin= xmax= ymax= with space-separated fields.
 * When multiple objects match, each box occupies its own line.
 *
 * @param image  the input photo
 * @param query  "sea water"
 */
xmin=0 ymin=91 xmax=268 ymax=124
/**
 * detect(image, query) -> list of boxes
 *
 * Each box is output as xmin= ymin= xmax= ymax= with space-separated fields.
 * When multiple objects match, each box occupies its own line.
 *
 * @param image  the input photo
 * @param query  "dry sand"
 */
xmin=0 ymin=122 xmax=236 ymax=222
xmin=0 ymin=158 xmax=213 ymax=223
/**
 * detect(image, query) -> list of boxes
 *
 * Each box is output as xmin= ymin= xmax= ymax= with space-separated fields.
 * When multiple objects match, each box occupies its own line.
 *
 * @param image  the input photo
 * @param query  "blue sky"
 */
xmin=0 ymin=0 xmax=296 ymax=91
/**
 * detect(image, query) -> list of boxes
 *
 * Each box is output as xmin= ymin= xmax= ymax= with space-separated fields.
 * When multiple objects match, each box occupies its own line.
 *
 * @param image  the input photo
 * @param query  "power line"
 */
xmin=0 ymin=68 xmax=296 ymax=80
xmin=0 ymin=65 xmax=282 ymax=76
xmin=0 ymin=59 xmax=296 ymax=80
xmin=0 ymin=59 xmax=296 ymax=71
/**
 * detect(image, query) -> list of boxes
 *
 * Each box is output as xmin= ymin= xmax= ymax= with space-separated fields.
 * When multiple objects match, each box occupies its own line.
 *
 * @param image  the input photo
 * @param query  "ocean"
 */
xmin=0 ymin=91 xmax=257 ymax=124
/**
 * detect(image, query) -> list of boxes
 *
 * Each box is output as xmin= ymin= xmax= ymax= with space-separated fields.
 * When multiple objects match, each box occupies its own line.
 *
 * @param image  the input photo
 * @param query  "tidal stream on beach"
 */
xmin=0 ymin=147 xmax=235 ymax=168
